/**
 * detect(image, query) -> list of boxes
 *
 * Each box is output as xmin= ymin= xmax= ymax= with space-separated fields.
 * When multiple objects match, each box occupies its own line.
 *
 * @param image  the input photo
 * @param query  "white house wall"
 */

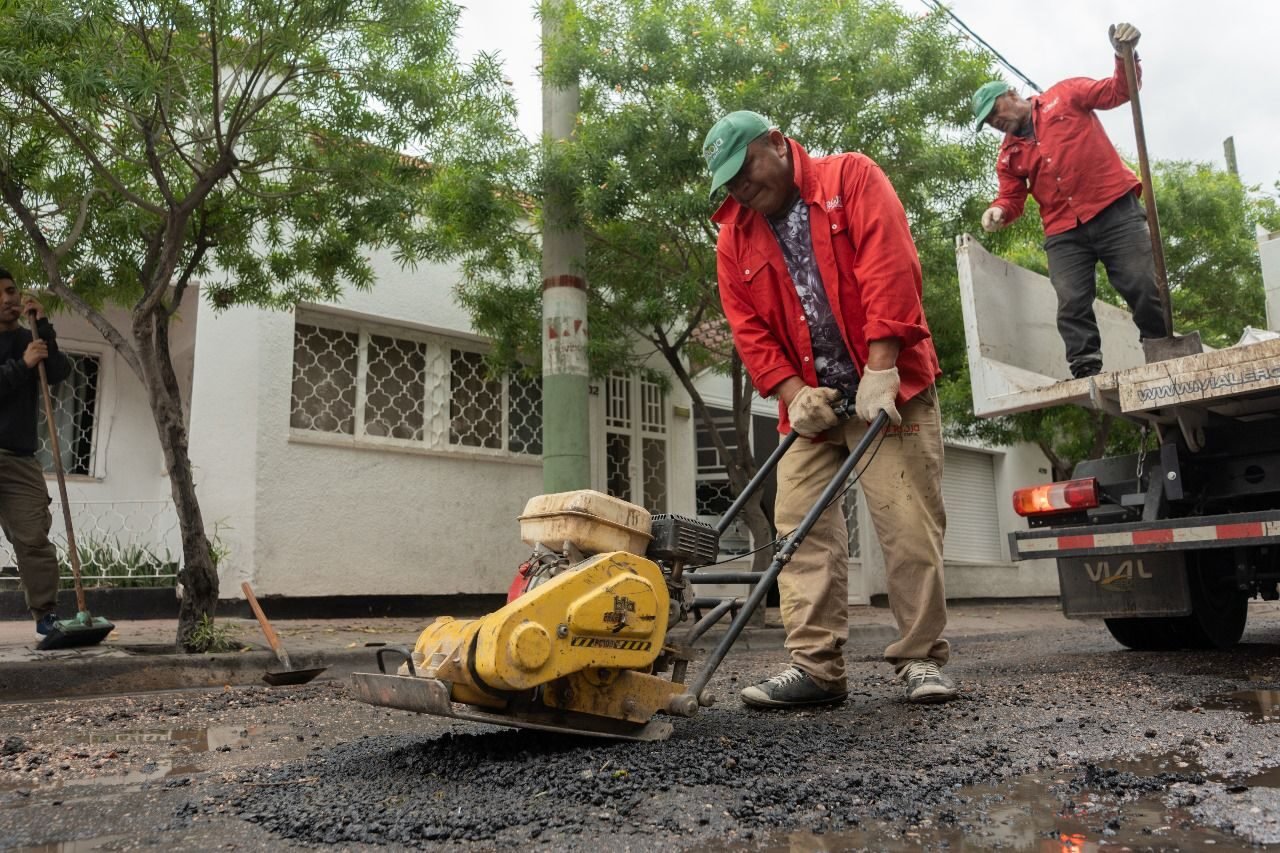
xmin=190 ymin=256 xmax=541 ymax=597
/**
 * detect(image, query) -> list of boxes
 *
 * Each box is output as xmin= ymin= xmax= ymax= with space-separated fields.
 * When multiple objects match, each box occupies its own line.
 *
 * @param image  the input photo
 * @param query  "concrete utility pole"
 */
xmin=540 ymin=0 xmax=590 ymax=492
xmin=1224 ymin=136 xmax=1239 ymax=177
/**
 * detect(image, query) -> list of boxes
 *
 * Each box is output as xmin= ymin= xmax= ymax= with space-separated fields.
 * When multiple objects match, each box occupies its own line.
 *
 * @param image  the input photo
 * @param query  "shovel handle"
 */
xmin=1120 ymin=44 xmax=1174 ymax=337
xmin=242 ymin=581 xmax=292 ymax=670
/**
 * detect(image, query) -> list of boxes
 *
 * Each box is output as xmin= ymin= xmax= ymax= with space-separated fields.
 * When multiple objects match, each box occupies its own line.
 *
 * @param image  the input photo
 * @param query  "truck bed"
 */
xmin=956 ymin=233 xmax=1280 ymax=425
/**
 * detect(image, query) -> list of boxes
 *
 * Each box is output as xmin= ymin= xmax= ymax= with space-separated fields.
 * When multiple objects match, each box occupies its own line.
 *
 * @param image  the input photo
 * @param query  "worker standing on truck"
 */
xmin=702 ymin=110 xmax=957 ymax=708
xmin=972 ymin=22 xmax=1166 ymax=379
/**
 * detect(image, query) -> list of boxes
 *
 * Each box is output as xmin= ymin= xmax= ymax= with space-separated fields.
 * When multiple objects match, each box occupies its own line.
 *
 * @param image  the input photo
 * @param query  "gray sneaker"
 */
xmin=740 ymin=666 xmax=848 ymax=709
xmin=900 ymin=659 xmax=958 ymax=704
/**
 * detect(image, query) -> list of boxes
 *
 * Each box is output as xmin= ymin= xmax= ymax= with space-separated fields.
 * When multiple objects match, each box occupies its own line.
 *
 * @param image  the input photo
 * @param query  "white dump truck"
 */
xmin=957 ymin=228 xmax=1280 ymax=649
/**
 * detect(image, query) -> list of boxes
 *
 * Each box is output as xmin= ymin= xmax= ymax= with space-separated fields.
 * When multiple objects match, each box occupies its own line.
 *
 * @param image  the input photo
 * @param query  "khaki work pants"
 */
xmin=774 ymin=386 xmax=949 ymax=691
xmin=0 ymin=451 xmax=59 ymax=619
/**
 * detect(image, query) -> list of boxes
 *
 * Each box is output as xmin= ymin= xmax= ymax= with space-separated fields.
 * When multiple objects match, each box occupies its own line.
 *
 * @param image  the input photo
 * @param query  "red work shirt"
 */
xmin=990 ymin=56 xmax=1143 ymax=237
xmin=713 ymin=141 xmax=941 ymax=434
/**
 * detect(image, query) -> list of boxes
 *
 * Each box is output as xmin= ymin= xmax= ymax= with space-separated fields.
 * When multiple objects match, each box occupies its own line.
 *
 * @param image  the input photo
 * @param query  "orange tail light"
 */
xmin=1012 ymin=477 xmax=1100 ymax=517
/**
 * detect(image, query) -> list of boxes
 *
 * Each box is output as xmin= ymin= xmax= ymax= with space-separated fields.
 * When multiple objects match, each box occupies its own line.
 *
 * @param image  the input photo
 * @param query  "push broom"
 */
xmin=30 ymin=310 xmax=114 ymax=650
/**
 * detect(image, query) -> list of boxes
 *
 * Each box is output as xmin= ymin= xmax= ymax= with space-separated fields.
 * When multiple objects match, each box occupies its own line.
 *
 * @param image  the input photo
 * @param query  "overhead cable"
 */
xmin=918 ymin=0 xmax=1043 ymax=93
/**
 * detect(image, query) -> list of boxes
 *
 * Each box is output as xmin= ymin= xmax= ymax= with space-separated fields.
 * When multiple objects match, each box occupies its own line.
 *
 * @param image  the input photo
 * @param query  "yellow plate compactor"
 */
xmin=351 ymin=412 xmax=888 ymax=742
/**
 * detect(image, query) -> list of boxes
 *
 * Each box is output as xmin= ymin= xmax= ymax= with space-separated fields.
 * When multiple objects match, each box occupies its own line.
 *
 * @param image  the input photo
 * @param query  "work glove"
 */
xmin=854 ymin=366 xmax=902 ymax=426
xmin=787 ymin=385 xmax=841 ymax=437
xmin=1109 ymin=22 xmax=1140 ymax=54
xmin=981 ymin=206 xmax=1005 ymax=233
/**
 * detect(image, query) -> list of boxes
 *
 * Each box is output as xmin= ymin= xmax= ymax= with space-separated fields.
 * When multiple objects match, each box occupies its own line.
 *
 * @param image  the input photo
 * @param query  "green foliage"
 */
xmin=0 ymin=0 xmax=519 ymax=311
xmin=58 ymin=538 xmax=178 ymax=589
xmin=186 ymin=613 xmax=241 ymax=653
xmin=450 ymin=0 xmax=997 ymax=380
xmin=1155 ymin=162 xmax=1280 ymax=348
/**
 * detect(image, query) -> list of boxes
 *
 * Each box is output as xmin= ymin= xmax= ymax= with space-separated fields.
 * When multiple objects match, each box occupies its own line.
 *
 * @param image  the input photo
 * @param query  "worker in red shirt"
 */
xmin=703 ymin=110 xmax=956 ymax=708
xmin=972 ymin=22 xmax=1166 ymax=379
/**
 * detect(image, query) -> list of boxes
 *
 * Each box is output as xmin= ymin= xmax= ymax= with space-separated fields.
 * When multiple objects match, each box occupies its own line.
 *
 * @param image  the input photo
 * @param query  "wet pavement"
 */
xmin=3 ymin=602 xmax=1280 ymax=849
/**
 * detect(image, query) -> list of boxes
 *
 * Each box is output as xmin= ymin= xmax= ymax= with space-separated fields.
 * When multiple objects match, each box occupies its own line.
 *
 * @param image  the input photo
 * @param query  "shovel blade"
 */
xmin=263 ymin=667 xmax=327 ymax=686
xmin=1143 ymin=330 xmax=1203 ymax=364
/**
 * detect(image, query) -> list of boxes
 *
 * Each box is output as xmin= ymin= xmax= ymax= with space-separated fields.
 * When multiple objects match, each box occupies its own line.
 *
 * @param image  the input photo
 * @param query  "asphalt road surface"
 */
xmin=5 ymin=611 xmax=1280 ymax=850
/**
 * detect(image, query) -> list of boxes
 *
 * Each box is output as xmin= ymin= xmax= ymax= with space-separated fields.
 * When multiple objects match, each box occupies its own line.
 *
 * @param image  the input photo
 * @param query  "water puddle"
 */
xmin=1237 ymin=766 xmax=1280 ymax=789
xmin=1 ymin=725 xmax=275 ymax=798
xmin=69 ymin=724 xmax=262 ymax=752
xmin=722 ymin=770 xmax=1248 ymax=851
xmin=9 ymin=834 xmax=131 ymax=852
xmin=1192 ymin=689 xmax=1280 ymax=721
xmin=0 ymin=758 xmax=199 ymax=797
xmin=1096 ymin=751 xmax=1202 ymax=777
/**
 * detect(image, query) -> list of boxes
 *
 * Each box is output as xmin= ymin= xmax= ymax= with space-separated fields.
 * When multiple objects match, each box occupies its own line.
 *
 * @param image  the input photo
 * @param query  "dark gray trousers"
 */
xmin=0 ymin=451 xmax=59 ymax=619
xmin=1044 ymin=191 xmax=1168 ymax=377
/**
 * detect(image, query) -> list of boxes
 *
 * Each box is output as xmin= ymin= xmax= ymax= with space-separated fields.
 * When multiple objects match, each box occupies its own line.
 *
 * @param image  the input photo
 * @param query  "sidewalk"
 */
xmin=0 ymin=601 xmax=1072 ymax=702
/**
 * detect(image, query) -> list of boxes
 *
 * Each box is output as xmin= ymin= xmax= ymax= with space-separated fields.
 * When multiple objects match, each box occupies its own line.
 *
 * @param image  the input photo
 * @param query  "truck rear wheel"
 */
xmin=1103 ymin=555 xmax=1247 ymax=651
xmin=1180 ymin=557 xmax=1248 ymax=649
xmin=1103 ymin=616 xmax=1184 ymax=651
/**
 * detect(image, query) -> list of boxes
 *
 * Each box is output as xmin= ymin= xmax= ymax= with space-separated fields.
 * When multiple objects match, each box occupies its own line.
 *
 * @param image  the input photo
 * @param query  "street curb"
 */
xmin=0 ymin=625 xmax=865 ymax=702
xmin=0 ymin=590 xmax=510 ymax=621
xmin=0 ymin=646 xmax=387 ymax=703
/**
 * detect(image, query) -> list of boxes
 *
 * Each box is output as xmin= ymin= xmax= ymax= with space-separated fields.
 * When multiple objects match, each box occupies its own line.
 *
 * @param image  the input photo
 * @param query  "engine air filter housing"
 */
xmin=646 ymin=514 xmax=719 ymax=565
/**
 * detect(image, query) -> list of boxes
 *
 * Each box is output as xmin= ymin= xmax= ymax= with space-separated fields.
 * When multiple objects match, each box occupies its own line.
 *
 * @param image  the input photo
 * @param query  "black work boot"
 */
xmin=1070 ymin=358 xmax=1103 ymax=379
xmin=740 ymin=666 xmax=847 ymax=709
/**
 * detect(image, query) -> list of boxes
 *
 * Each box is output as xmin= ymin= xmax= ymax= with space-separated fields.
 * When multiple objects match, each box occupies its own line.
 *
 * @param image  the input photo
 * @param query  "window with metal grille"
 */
xmin=693 ymin=406 xmax=748 ymax=554
xmin=604 ymin=372 xmax=667 ymax=512
xmin=289 ymin=314 xmax=541 ymax=457
xmin=36 ymin=353 xmax=100 ymax=477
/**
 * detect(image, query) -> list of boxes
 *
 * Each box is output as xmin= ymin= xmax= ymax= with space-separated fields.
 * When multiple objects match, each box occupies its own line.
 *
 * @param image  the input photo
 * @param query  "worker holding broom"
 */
xmin=972 ymin=22 xmax=1166 ymax=379
xmin=0 ymin=268 xmax=71 ymax=641
xmin=704 ymin=111 xmax=956 ymax=708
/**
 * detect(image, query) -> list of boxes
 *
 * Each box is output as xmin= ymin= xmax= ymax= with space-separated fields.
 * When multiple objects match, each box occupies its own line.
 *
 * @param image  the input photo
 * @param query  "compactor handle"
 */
xmin=376 ymin=645 xmax=416 ymax=676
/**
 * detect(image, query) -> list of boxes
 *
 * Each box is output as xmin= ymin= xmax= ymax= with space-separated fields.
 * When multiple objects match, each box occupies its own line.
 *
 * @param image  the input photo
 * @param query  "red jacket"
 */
xmin=991 ymin=56 xmax=1143 ymax=236
xmin=713 ymin=141 xmax=941 ymax=434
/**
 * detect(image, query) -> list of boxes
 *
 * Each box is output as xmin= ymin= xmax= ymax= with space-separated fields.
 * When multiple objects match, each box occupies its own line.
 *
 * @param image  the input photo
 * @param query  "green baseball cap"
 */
xmin=702 ymin=110 xmax=771 ymax=199
xmin=971 ymin=81 xmax=1011 ymax=132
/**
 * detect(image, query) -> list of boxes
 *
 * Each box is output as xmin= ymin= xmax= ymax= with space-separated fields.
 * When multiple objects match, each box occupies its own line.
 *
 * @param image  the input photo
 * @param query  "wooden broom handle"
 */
xmin=30 ymin=311 xmax=87 ymax=613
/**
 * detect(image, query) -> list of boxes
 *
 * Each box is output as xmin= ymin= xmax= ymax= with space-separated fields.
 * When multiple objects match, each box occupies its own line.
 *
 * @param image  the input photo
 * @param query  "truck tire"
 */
xmin=1180 ymin=557 xmax=1248 ymax=649
xmin=1103 ymin=556 xmax=1247 ymax=651
xmin=1103 ymin=616 xmax=1184 ymax=651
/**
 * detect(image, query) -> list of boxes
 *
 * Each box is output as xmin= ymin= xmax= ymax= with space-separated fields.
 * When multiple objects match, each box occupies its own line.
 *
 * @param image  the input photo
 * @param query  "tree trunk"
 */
xmin=134 ymin=307 xmax=217 ymax=651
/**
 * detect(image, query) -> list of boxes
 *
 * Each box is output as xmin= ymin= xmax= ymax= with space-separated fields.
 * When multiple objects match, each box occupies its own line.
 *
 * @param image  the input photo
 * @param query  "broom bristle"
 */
xmin=35 ymin=613 xmax=116 ymax=651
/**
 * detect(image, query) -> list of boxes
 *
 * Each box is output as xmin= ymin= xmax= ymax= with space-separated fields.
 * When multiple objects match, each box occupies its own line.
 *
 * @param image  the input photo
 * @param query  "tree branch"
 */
xmin=52 ymin=188 xmax=103 ymax=259
xmin=26 ymin=90 xmax=166 ymax=216
xmin=168 ymin=213 xmax=213 ymax=319
xmin=0 ymin=171 xmax=142 ymax=377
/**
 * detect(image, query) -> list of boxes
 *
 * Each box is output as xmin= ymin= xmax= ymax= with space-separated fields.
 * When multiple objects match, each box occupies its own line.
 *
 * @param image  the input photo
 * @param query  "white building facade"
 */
xmin=4 ymin=247 xmax=1060 ymax=603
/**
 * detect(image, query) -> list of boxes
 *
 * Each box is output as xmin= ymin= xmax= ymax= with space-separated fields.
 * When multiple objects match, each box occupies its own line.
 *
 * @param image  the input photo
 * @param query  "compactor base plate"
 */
xmin=351 ymin=673 xmax=674 ymax=742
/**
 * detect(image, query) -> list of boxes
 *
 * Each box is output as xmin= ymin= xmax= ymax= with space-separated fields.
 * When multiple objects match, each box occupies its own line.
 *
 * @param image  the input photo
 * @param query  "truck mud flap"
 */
xmin=1057 ymin=551 xmax=1191 ymax=618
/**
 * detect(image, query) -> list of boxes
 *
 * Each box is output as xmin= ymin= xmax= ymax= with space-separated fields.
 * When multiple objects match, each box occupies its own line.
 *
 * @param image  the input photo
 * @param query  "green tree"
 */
xmin=0 ymin=0 xmax=516 ymax=648
xmin=947 ymin=161 xmax=1280 ymax=479
xmin=449 ymin=0 xmax=995 ymax=564
xmin=1157 ymin=162 xmax=1280 ymax=348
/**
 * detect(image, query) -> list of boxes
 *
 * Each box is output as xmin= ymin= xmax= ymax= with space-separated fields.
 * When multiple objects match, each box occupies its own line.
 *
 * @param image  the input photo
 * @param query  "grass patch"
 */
xmin=187 ymin=614 xmax=242 ymax=653
xmin=57 ymin=538 xmax=178 ymax=589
